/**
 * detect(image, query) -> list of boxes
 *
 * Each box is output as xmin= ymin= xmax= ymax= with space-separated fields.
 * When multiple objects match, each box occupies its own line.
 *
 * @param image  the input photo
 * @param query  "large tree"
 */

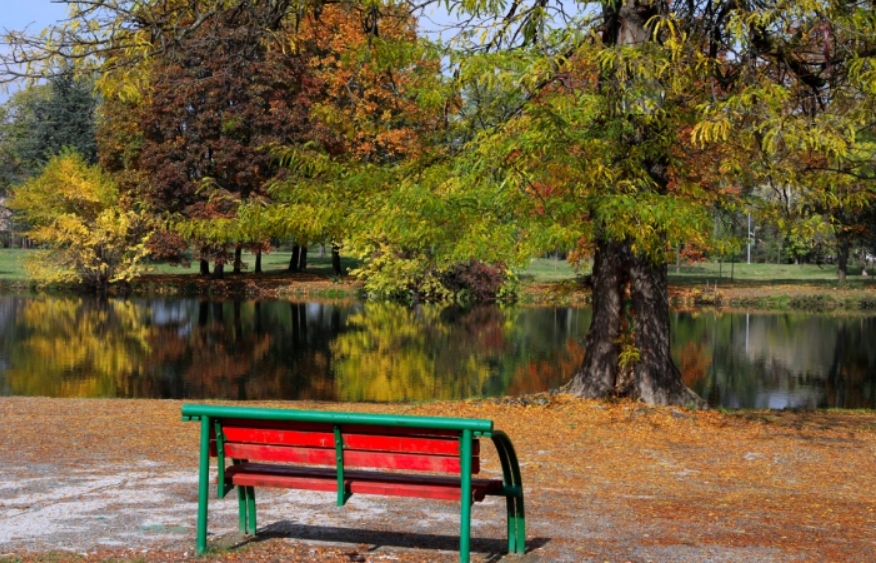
xmin=440 ymin=0 xmax=875 ymax=406
xmin=136 ymin=2 xmax=315 ymax=274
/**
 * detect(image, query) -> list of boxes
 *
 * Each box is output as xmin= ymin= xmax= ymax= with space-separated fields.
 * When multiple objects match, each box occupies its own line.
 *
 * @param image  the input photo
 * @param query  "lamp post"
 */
xmin=746 ymin=212 xmax=758 ymax=265
xmin=747 ymin=212 xmax=751 ymax=264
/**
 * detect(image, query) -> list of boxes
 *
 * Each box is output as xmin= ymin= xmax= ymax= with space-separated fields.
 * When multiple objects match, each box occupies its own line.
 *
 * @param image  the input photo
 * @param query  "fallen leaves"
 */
xmin=2 ymin=395 xmax=875 ymax=562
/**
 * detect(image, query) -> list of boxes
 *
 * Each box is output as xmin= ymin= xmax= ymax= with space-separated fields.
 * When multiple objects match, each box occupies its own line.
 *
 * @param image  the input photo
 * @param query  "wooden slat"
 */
xmin=225 ymin=463 xmax=502 ymax=502
xmin=220 ymin=426 xmax=476 ymax=456
xmin=224 ymin=442 xmax=480 ymax=474
xmin=221 ymin=419 xmax=461 ymax=438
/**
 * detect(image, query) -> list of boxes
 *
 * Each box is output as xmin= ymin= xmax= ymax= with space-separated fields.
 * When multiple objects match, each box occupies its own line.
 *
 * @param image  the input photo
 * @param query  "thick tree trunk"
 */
xmin=629 ymin=256 xmax=707 ymax=407
xmin=233 ymin=246 xmax=243 ymax=274
xmin=212 ymin=261 xmax=224 ymax=279
xmin=566 ymin=240 xmax=627 ymax=397
xmin=255 ymin=250 xmax=262 ymax=274
xmin=288 ymin=245 xmax=301 ymax=272
xmin=331 ymin=244 xmax=342 ymax=276
xmin=837 ymin=235 xmax=850 ymax=283
xmin=199 ymin=259 xmax=210 ymax=276
xmin=566 ymin=246 xmax=707 ymax=407
xmin=299 ymin=246 xmax=308 ymax=271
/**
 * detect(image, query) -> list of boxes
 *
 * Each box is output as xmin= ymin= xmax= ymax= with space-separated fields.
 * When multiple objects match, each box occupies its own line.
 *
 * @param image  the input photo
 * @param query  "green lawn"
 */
xmin=517 ymin=257 xmax=580 ymax=283
xmin=2 ymin=248 xmax=871 ymax=289
xmin=668 ymin=260 xmax=872 ymax=287
xmin=518 ymin=256 xmax=873 ymax=286
xmin=149 ymin=248 xmax=359 ymax=277
xmin=0 ymin=249 xmax=30 ymax=281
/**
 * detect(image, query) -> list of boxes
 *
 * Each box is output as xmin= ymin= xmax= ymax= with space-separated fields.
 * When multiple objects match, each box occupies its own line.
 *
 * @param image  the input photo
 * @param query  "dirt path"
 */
xmin=2 ymin=397 xmax=875 ymax=562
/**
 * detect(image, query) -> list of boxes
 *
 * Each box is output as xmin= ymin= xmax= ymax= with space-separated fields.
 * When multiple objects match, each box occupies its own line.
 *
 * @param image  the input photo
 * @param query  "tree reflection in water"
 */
xmin=0 ymin=296 xmax=873 ymax=408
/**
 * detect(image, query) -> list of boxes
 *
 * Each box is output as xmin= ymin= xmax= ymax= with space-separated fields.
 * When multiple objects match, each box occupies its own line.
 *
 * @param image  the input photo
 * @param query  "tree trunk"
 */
xmin=564 ymin=0 xmax=706 ymax=408
xmin=299 ymin=246 xmax=308 ymax=272
xmin=233 ymin=246 xmax=243 ymax=274
xmin=255 ymin=250 xmax=262 ymax=274
xmin=837 ymin=235 xmax=850 ymax=283
xmin=212 ymin=261 xmax=224 ymax=280
xmin=288 ymin=245 xmax=301 ymax=272
xmin=566 ymin=240 xmax=626 ymax=397
xmin=331 ymin=244 xmax=342 ymax=276
xmin=200 ymin=259 xmax=210 ymax=276
xmin=629 ymin=256 xmax=707 ymax=407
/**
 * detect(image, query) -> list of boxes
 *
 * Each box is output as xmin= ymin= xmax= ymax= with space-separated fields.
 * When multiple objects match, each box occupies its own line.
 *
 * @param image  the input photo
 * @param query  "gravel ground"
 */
xmin=0 ymin=459 xmax=797 ymax=563
xmin=1 ymin=397 xmax=874 ymax=563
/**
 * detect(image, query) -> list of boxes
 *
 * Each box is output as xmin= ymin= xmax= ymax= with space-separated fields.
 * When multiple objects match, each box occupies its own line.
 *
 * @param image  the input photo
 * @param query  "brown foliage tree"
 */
xmin=137 ymin=3 xmax=317 ymax=271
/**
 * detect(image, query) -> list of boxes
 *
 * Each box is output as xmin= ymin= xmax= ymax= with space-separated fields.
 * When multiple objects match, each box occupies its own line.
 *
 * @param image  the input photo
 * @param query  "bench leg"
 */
xmin=505 ymin=496 xmax=516 ymax=554
xmin=459 ymin=429 xmax=473 ymax=563
xmin=236 ymin=487 xmax=247 ymax=534
xmin=512 ymin=493 xmax=526 ymax=554
xmin=246 ymin=486 xmax=257 ymax=535
xmin=196 ymin=417 xmax=211 ymax=555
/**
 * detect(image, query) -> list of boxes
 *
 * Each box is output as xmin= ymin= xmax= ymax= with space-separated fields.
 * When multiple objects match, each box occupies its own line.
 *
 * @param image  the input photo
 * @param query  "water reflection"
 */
xmin=0 ymin=296 xmax=584 ymax=402
xmin=672 ymin=311 xmax=876 ymax=409
xmin=0 ymin=295 xmax=873 ymax=409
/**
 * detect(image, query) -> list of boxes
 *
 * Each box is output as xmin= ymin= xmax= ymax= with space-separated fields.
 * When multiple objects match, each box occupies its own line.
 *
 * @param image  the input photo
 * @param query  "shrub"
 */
xmin=7 ymin=150 xmax=151 ymax=290
xmin=441 ymin=259 xmax=513 ymax=303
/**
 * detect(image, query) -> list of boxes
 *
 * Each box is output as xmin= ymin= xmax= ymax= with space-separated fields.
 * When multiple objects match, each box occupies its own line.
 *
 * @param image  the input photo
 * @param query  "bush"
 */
xmin=7 ymin=150 xmax=151 ymax=290
xmin=351 ymin=245 xmax=517 ymax=303
xmin=441 ymin=259 xmax=513 ymax=303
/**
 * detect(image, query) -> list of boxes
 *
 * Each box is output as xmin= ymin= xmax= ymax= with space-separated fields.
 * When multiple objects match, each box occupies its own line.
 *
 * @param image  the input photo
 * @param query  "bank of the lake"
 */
xmin=1 ymin=249 xmax=875 ymax=310
xmin=1 ymin=396 xmax=874 ymax=563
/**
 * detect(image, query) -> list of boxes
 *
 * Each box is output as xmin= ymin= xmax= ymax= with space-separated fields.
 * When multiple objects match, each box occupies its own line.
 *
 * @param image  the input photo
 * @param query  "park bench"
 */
xmin=181 ymin=404 xmax=526 ymax=563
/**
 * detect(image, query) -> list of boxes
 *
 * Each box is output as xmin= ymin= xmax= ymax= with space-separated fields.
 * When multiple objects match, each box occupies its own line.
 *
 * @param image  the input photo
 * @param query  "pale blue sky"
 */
xmin=3 ymin=1 xmax=69 ymax=33
xmin=1 ymin=3 xmax=73 ymax=101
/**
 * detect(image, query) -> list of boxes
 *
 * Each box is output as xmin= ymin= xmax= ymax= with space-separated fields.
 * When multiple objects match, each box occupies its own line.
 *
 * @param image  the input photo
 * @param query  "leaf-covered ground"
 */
xmin=1 ymin=396 xmax=875 ymax=563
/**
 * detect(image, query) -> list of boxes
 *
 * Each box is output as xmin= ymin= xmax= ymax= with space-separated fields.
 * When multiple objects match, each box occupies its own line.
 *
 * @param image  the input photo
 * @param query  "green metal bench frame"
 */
xmin=182 ymin=404 xmax=526 ymax=563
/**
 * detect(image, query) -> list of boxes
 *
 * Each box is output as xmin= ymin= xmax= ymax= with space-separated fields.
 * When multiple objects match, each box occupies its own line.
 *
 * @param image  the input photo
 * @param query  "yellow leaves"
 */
xmin=8 ymin=152 xmax=150 ymax=288
xmin=690 ymin=115 xmax=731 ymax=146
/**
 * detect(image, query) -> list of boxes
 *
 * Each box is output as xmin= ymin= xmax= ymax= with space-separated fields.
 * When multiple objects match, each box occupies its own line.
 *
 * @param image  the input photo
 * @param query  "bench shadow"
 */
xmin=223 ymin=521 xmax=550 ymax=562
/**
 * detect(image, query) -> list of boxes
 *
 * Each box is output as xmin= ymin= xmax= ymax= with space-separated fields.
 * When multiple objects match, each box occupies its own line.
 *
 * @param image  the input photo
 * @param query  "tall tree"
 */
xmin=14 ymin=74 xmax=99 ymax=173
xmin=134 ymin=2 xmax=315 ymax=272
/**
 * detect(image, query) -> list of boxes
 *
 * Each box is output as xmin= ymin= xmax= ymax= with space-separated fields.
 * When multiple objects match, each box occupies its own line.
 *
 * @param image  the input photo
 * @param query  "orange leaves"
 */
xmin=296 ymin=4 xmax=439 ymax=163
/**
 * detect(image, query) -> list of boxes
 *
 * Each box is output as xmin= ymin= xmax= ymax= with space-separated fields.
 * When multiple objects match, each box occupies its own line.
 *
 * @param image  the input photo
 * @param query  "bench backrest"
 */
xmin=212 ymin=418 xmax=481 ymax=474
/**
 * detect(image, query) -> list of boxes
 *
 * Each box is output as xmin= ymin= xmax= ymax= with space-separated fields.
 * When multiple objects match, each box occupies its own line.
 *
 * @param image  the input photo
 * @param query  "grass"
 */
xmin=517 ymin=257 xmax=580 ymax=283
xmin=0 ymin=249 xmax=30 ymax=281
xmin=3 ymin=249 xmax=875 ymax=305
xmin=149 ymin=248 xmax=359 ymax=278
xmin=669 ymin=260 xmax=872 ymax=286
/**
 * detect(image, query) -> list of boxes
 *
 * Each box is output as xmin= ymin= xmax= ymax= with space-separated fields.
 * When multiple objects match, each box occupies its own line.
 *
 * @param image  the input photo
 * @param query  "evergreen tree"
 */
xmin=14 ymin=74 xmax=99 ymax=174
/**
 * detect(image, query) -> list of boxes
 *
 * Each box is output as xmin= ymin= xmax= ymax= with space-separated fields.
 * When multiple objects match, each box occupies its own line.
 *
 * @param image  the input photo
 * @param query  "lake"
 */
xmin=0 ymin=295 xmax=873 ymax=409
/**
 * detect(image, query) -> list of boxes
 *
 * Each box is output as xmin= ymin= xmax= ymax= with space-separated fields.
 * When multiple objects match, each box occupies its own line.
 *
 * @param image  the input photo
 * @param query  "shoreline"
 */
xmin=2 ymin=271 xmax=876 ymax=312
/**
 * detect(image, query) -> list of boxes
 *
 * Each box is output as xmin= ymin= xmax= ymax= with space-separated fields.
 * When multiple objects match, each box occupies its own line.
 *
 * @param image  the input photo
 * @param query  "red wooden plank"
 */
xmin=220 ymin=426 xmax=476 ymax=456
xmin=342 ymin=424 xmax=460 ymax=438
xmin=225 ymin=464 xmax=502 ymax=502
xmin=220 ymin=419 xmax=460 ymax=439
xmin=224 ymin=443 xmax=480 ymax=473
xmin=222 ymin=427 xmax=336 ymax=449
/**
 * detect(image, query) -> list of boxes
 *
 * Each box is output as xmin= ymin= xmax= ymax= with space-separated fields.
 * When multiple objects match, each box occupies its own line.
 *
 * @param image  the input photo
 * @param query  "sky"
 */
xmin=3 ymin=1 xmax=69 ymax=34
xmin=1 ymin=1 xmax=70 ymax=101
